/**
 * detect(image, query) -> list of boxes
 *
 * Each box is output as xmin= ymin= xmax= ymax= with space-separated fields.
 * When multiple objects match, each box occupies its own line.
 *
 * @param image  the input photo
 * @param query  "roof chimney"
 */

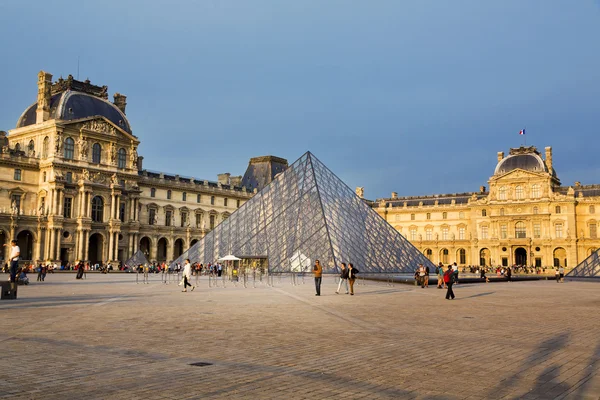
xmin=218 ymin=173 xmax=231 ymax=185
xmin=113 ymin=93 xmax=127 ymax=114
xmin=480 ymin=186 xmax=486 ymax=193
xmin=36 ymin=71 xmax=52 ymax=123
xmin=391 ymin=192 xmax=398 ymax=199
xmin=545 ymin=147 xmax=553 ymax=171
xmin=355 ymin=187 xmax=364 ymax=199
xmin=497 ymin=151 xmax=504 ymax=162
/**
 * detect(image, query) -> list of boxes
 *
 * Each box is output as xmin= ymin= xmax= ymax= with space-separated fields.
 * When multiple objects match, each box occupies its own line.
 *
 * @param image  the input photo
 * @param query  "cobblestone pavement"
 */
xmin=1 ymin=273 xmax=600 ymax=399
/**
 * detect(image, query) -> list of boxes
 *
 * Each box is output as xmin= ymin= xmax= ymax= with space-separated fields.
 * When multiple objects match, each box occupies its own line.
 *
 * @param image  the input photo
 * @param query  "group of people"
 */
xmin=312 ymin=260 xmax=360 ymax=296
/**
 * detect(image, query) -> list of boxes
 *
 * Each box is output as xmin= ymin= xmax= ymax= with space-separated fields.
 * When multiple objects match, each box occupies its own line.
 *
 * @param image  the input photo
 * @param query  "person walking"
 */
xmin=437 ymin=262 xmax=445 ymax=289
xmin=143 ymin=263 xmax=149 ymax=284
xmin=348 ymin=263 xmax=359 ymax=295
xmin=5 ymin=240 xmax=20 ymax=284
xmin=480 ymin=267 xmax=489 ymax=283
xmin=555 ymin=267 xmax=560 ymax=283
xmin=452 ymin=262 xmax=459 ymax=284
xmin=335 ymin=263 xmax=349 ymax=294
xmin=182 ymin=259 xmax=195 ymax=292
xmin=313 ymin=260 xmax=323 ymax=296
xmin=506 ymin=266 xmax=512 ymax=282
xmin=418 ymin=264 xmax=425 ymax=288
xmin=444 ymin=265 xmax=455 ymax=300
xmin=559 ymin=266 xmax=565 ymax=283
xmin=424 ymin=264 xmax=430 ymax=288
xmin=37 ymin=264 xmax=43 ymax=282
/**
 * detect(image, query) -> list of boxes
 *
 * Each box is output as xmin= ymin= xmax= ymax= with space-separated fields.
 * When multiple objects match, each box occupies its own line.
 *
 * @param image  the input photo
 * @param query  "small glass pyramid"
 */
xmin=567 ymin=249 xmax=600 ymax=278
xmin=124 ymin=250 xmax=149 ymax=268
xmin=172 ymin=152 xmax=434 ymax=273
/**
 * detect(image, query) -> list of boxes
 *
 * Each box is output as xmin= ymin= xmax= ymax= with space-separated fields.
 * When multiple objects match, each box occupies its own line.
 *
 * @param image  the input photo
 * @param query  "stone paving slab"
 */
xmin=1 ymin=273 xmax=600 ymax=399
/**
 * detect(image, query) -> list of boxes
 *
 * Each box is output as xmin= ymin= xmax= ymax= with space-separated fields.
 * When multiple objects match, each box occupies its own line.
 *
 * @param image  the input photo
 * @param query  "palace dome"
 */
xmin=16 ymin=74 xmax=132 ymax=134
xmin=494 ymin=148 xmax=548 ymax=175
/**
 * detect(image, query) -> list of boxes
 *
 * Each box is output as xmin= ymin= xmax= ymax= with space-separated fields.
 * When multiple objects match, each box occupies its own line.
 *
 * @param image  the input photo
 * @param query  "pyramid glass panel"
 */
xmin=124 ymin=250 xmax=149 ymax=268
xmin=567 ymin=249 xmax=600 ymax=278
xmin=171 ymin=152 xmax=434 ymax=273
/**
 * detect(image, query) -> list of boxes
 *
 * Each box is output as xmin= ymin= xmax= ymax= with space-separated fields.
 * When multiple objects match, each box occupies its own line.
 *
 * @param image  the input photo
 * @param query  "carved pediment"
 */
xmin=81 ymin=119 xmax=118 ymax=136
xmin=492 ymin=168 xmax=545 ymax=181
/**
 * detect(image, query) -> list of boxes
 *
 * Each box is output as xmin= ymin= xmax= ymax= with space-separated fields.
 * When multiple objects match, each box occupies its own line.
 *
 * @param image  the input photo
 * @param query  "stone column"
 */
xmin=58 ymin=190 xmax=64 ymax=216
xmin=150 ymin=238 xmax=157 ymax=261
xmin=108 ymin=230 xmax=114 ymax=261
xmin=55 ymin=228 xmax=62 ymax=260
xmin=166 ymin=238 xmax=174 ymax=263
xmin=35 ymin=227 xmax=42 ymax=261
xmin=110 ymin=195 xmax=115 ymax=222
xmin=44 ymin=227 xmax=50 ymax=260
xmin=83 ymin=230 xmax=90 ymax=261
xmin=133 ymin=233 xmax=138 ymax=253
xmin=48 ymin=228 xmax=55 ymax=261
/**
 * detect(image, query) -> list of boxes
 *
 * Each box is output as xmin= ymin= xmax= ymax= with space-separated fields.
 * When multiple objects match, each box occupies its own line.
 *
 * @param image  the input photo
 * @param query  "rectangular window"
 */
xmin=119 ymin=202 xmax=125 ymax=222
xmin=590 ymin=223 xmax=597 ymax=239
xmin=535 ymin=258 xmax=542 ymax=268
xmin=459 ymin=227 xmax=465 ymax=240
xmin=442 ymin=227 xmax=449 ymax=240
xmin=500 ymin=224 xmax=507 ymax=239
xmin=481 ymin=226 xmax=488 ymax=239
xmin=195 ymin=213 xmax=202 ymax=228
xmin=14 ymin=169 xmax=21 ymax=181
xmin=410 ymin=228 xmax=417 ymax=241
xmin=555 ymin=224 xmax=563 ymax=238
xmin=534 ymin=222 xmax=541 ymax=238
xmin=181 ymin=211 xmax=188 ymax=227
xmin=63 ymin=197 xmax=72 ymax=219
xmin=410 ymin=214 xmax=415 ymax=221
xmin=166 ymin=210 xmax=172 ymax=226
xmin=237 ymin=199 xmax=240 ymax=208
xmin=66 ymin=172 xmax=72 ymax=183
xmin=209 ymin=214 xmax=215 ymax=230
xmin=197 ymin=194 xmax=201 ymax=203
xmin=43 ymin=171 xmax=47 ymax=182
xmin=442 ymin=212 xmax=447 ymax=220
xmin=211 ymin=196 xmax=215 ymax=206
xmin=149 ymin=208 xmax=156 ymax=225
xmin=183 ymin=192 xmax=187 ymax=201
xmin=224 ymin=198 xmax=228 ymax=207
xmin=459 ymin=212 xmax=464 ymax=219
xmin=426 ymin=213 xmax=431 ymax=220
xmin=395 ymin=215 xmax=401 ymax=221
xmin=150 ymin=188 xmax=156 ymax=198
xmin=502 ymin=257 xmax=508 ymax=267
xmin=425 ymin=228 xmax=432 ymax=241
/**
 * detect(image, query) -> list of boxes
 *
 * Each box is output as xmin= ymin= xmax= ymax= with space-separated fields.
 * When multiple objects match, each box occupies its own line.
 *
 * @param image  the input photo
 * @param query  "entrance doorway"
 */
xmin=157 ymin=238 xmax=168 ymax=262
xmin=89 ymin=233 xmax=104 ymax=265
xmin=17 ymin=230 xmax=33 ymax=261
xmin=479 ymin=248 xmax=490 ymax=267
xmin=60 ymin=248 xmax=69 ymax=266
xmin=553 ymin=247 xmax=567 ymax=267
xmin=514 ymin=247 xmax=527 ymax=266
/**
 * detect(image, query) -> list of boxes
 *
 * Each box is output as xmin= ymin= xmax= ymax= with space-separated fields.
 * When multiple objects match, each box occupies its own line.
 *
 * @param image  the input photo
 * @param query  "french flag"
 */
xmin=519 ymin=129 xmax=526 ymax=135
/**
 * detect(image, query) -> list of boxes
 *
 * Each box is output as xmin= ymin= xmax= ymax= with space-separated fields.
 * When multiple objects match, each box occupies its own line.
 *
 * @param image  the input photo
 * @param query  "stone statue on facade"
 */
xmin=130 ymin=146 xmax=138 ymax=167
xmin=355 ymin=187 xmax=364 ymax=198
xmin=78 ymin=136 xmax=88 ymax=160
xmin=11 ymin=200 xmax=18 ymax=215
xmin=81 ymin=169 xmax=90 ymax=181
xmin=110 ymin=143 xmax=117 ymax=164
xmin=55 ymin=132 xmax=62 ymax=154
xmin=111 ymin=173 xmax=119 ymax=185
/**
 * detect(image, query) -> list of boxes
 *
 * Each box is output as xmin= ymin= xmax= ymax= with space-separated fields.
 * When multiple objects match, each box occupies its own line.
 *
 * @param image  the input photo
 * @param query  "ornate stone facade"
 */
xmin=373 ymin=146 xmax=600 ymax=268
xmin=0 ymin=71 xmax=254 ymax=266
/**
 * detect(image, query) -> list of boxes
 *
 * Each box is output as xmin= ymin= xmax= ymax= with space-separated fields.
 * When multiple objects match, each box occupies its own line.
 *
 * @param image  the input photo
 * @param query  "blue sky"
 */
xmin=1 ymin=1 xmax=598 ymax=199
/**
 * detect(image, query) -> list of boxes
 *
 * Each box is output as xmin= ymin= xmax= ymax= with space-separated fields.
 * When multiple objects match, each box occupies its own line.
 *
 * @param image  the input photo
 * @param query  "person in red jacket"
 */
xmin=444 ymin=265 xmax=455 ymax=300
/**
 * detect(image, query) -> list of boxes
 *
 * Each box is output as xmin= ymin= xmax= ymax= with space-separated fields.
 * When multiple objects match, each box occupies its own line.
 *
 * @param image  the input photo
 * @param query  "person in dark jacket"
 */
xmin=444 ymin=265 xmax=455 ymax=300
xmin=335 ymin=263 xmax=349 ymax=294
xmin=348 ymin=263 xmax=359 ymax=295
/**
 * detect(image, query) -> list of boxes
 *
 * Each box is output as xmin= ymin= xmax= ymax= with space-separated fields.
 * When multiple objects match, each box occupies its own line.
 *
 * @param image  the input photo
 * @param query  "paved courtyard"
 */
xmin=1 ymin=273 xmax=600 ymax=399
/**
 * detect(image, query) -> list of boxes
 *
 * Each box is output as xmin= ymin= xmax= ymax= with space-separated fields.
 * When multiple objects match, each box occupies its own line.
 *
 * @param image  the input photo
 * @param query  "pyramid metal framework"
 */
xmin=124 ymin=250 xmax=149 ymax=268
xmin=172 ymin=152 xmax=434 ymax=273
xmin=566 ymin=248 xmax=600 ymax=278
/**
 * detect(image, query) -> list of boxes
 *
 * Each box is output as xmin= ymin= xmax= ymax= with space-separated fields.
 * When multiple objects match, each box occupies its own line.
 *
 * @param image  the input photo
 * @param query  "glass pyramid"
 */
xmin=124 ymin=250 xmax=149 ymax=268
xmin=172 ymin=152 xmax=434 ymax=273
xmin=567 ymin=249 xmax=600 ymax=278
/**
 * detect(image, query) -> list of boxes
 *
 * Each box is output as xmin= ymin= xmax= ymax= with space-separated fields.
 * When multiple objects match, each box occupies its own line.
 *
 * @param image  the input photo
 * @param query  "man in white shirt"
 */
xmin=182 ymin=259 xmax=195 ymax=292
xmin=6 ymin=240 xmax=20 ymax=283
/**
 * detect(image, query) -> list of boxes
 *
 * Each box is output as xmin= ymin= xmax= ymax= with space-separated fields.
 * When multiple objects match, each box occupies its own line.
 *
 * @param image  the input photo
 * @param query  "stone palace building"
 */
xmin=0 ymin=71 xmax=287 ymax=266
xmin=372 ymin=146 xmax=600 ymax=268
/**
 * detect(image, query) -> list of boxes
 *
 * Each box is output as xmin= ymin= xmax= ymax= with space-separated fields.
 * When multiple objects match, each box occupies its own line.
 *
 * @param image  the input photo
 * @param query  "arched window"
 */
xmin=14 ymin=143 xmax=20 ymax=152
xmin=42 ymin=136 xmax=49 ymax=158
xmin=458 ymin=248 xmax=466 ymax=264
xmin=28 ymin=140 xmax=34 ymax=152
xmin=498 ymin=186 xmax=507 ymax=200
xmin=531 ymin=184 xmax=540 ymax=198
xmin=150 ymin=188 xmax=156 ymax=198
xmin=590 ymin=205 xmax=596 ymax=214
xmin=167 ymin=190 xmax=172 ymax=200
xmin=441 ymin=248 xmax=449 ymax=264
xmin=118 ymin=148 xmax=126 ymax=169
xmin=64 ymin=137 xmax=74 ymax=160
xmin=92 ymin=143 xmax=101 ymax=164
xmin=515 ymin=186 xmax=524 ymax=200
xmin=555 ymin=206 xmax=561 ymax=214
xmin=515 ymin=221 xmax=526 ymax=238
xmin=91 ymin=196 xmax=104 ymax=222
xmin=424 ymin=249 xmax=433 ymax=260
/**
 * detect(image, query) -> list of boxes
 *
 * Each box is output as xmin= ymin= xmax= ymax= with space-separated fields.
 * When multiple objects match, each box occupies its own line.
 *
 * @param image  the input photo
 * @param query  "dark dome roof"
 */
xmin=494 ymin=153 xmax=547 ymax=175
xmin=16 ymin=91 xmax=131 ymax=134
